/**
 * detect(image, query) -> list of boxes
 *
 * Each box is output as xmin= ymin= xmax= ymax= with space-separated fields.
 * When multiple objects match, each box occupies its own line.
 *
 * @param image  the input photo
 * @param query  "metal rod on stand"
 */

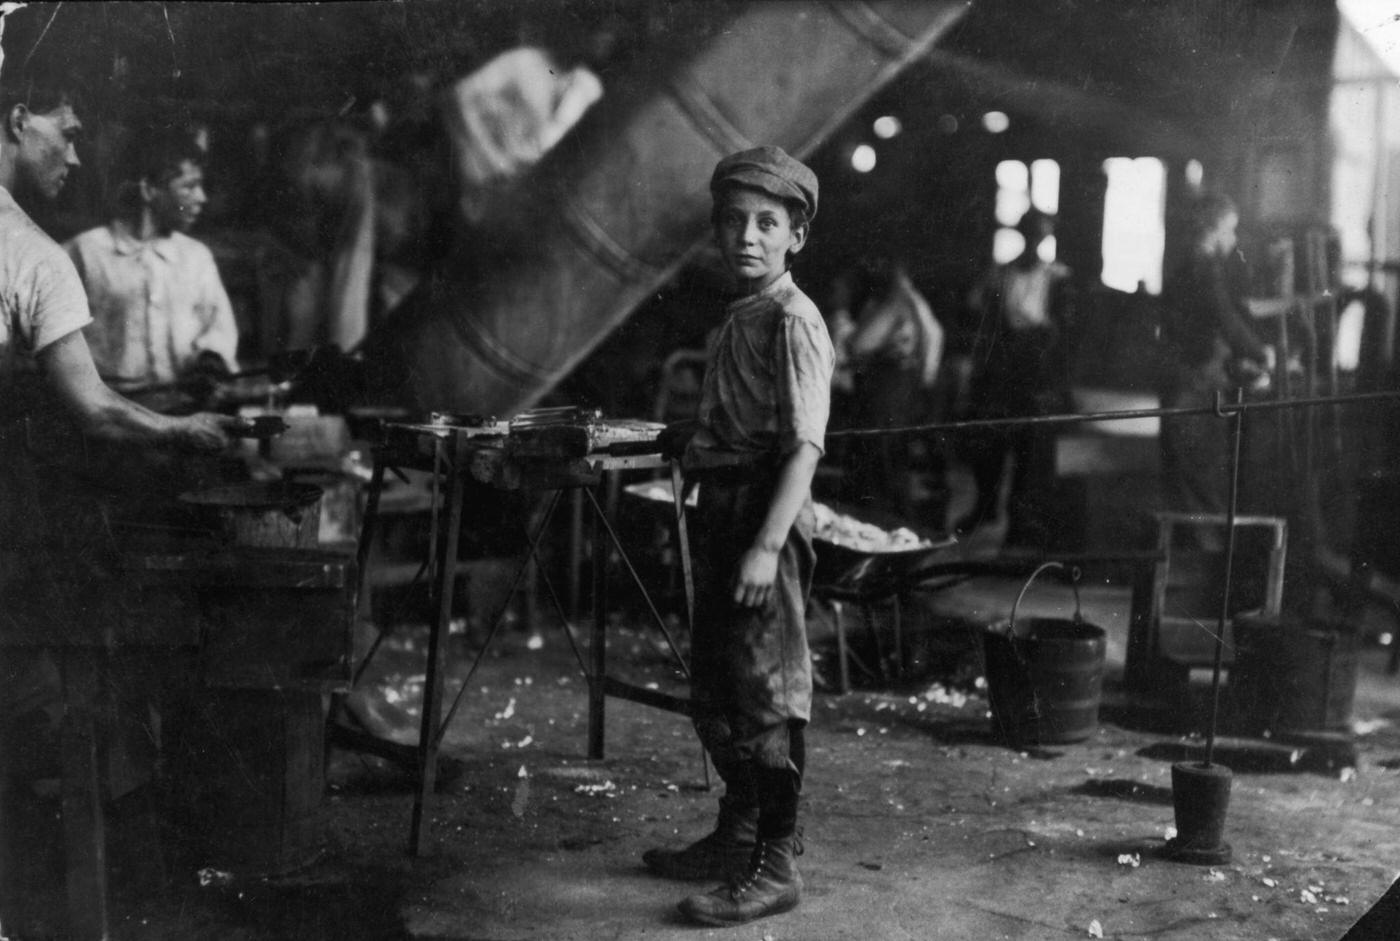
xmin=1206 ymin=388 xmax=1246 ymax=767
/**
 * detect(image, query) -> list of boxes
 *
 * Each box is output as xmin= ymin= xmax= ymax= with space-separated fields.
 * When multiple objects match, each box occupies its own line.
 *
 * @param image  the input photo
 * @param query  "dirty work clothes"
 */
xmin=963 ymin=259 xmax=1072 ymax=543
xmin=689 ymin=271 xmax=834 ymax=459
xmin=0 ymin=419 xmax=121 ymax=648
xmin=683 ymin=271 xmax=829 ymax=772
xmin=688 ymin=475 xmax=816 ymax=772
xmin=1160 ymin=249 xmax=1266 ymax=369
xmin=0 ymin=183 xmax=100 ymax=617
xmin=1158 ymin=249 xmax=1268 ymax=528
xmin=1158 ymin=341 xmax=1234 ymax=520
xmin=65 ymin=222 xmax=239 ymax=388
xmin=963 ymin=323 xmax=1064 ymax=544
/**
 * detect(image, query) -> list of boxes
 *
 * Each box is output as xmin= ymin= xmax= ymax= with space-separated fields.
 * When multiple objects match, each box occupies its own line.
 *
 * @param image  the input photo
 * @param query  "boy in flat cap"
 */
xmin=643 ymin=145 xmax=833 ymax=926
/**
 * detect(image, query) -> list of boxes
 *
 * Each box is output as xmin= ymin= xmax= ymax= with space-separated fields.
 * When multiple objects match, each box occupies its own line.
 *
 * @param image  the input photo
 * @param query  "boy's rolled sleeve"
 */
xmin=779 ymin=315 xmax=835 ymax=456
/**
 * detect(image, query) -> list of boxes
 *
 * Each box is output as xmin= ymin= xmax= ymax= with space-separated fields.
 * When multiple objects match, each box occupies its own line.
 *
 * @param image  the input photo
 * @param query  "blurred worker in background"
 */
xmin=1158 ymin=193 xmax=1275 ymax=532
xmin=845 ymin=256 xmax=944 ymax=522
xmin=959 ymin=209 xmax=1073 ymax=547
xmin=821 ymin=265 xmax=860 ymax=471
xmin=65 ymin=127 xmax=239 ymax=408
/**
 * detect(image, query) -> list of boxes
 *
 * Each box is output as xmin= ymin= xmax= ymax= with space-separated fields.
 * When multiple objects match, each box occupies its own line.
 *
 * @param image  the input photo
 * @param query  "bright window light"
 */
xmin=1030 ymin=159 xmax=1060 ymax=214
xmin=873 ymin=115 xmax=902 ymax=139
xmin=993 ymin=228 xmax=1025 ymax=264
xmin=993 ymin=160 xmax=1060 ymax=262
xmin=1335 ymin=297 xmax=1365 ymax=371
xmin=983 ymin=111 xmax=1010 ymax=133
xmin=851 ymin=144 xmax=877 ymax=173
xmin=1100 ymin=156 xmax=1167 ymax=294
xmin=995 ymin=160 xmax=1030 ymax=226
xmin=996 ymin=159 xmax=1028 ymax=191
xmin=996 ymin=188 xmax=1031 ymax=228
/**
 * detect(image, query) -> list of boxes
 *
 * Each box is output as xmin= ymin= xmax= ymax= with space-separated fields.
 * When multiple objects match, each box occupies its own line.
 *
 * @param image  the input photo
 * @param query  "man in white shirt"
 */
xmin=65 ymin=128 xmax=238 ymax=396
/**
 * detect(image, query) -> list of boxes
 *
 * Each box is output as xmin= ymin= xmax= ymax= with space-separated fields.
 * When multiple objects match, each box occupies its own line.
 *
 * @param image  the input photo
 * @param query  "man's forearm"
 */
xmin=75 ymin=382 xmax=184 ymax=444
xmin=41 ymin=330 xmax=182 ymax=445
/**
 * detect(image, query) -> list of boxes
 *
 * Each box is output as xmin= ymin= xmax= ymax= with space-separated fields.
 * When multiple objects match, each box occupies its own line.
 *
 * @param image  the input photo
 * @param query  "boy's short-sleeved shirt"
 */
xmin=690 ymin=271 xmax=834 ymax=458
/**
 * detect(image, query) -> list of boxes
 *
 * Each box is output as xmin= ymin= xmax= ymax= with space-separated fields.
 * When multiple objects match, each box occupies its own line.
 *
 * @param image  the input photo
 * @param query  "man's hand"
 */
xmin=733 ymin=544 xmax=780 ymax=609
xmin=41 ymin=331 xmax=251 ymax=450
xmin=172 ymin=412 xmax=243 ymax=452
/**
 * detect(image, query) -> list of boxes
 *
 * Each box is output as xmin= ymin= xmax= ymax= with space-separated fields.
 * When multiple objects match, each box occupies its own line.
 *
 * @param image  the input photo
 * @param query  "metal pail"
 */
xmin=983 ymin=562 xmax=1107 ymax=746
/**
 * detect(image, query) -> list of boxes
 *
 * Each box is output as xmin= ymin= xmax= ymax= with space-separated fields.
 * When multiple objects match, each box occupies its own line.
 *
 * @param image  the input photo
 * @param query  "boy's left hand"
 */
xmin=658 ymin=419 xmax=703 ymax=460
xmin=733 ymin=546 xmax=780 ymax=609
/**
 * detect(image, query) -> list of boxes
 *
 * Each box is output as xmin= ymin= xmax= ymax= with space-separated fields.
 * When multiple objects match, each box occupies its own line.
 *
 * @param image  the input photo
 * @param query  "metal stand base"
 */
xmin=1160 ymin=838 xmax=1232 ymax=866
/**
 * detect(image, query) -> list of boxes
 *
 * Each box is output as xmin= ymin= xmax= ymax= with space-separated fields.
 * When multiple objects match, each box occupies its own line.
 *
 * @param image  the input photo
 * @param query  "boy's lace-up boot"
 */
xmin=642 ymin=793 xmax=759 ymax=881
xmin=676 ymin=833 xmax=803 ymax=926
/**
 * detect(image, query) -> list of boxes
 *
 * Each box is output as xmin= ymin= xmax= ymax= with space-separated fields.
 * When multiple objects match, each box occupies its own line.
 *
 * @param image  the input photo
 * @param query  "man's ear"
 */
xmin=5 ymin=104 xmax=28 ymax=143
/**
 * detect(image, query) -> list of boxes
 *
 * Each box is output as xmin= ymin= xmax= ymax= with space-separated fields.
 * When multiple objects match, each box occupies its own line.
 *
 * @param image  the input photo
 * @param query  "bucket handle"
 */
xmin=1009 ymin=561 xmax=1082 ymax=640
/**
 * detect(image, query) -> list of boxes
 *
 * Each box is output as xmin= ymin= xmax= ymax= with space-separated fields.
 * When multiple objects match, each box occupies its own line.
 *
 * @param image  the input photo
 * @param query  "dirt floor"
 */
xmin=9 ymin=563 xmax=1400 ymax=941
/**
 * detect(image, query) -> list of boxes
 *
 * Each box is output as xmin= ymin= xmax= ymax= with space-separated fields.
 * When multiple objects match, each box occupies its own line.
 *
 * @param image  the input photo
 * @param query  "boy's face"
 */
xmin=144 ymin=160 xmax=207 ymax=235
xmin=713 ymin=187 xmax=807 ymax=295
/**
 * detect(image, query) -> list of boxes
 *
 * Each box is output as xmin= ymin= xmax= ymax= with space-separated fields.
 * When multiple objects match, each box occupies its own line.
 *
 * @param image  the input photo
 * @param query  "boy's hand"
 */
xmin=658 ymin=419 xmax=703 ymax=460
xmin=733 ymin=545 xmax=780 ymax=609
xmin=178 ymin=352 xmax=234 ymax=401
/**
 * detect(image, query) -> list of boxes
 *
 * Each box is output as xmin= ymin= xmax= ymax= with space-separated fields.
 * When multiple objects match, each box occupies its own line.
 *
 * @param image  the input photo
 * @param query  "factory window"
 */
xmin=993 ymin=158 xmax=1060 ymax=264
xmin=1100 ymin=157 xmax=1167 ymax=294
xmin=1335 ymin=295 xmax=1365 ymax=373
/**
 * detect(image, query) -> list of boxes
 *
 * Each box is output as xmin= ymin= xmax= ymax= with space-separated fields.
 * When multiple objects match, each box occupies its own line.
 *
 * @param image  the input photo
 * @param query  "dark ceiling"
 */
xmin=1 ymin=1 xmax=1337 ymax=292
xmin=0 ymin=1 xmax=1333 ymax=132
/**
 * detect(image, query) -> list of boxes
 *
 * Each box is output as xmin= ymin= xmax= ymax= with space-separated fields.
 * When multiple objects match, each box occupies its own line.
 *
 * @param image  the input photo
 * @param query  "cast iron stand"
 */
xmin=1164 ymin=388 xmax=1244 ymax=865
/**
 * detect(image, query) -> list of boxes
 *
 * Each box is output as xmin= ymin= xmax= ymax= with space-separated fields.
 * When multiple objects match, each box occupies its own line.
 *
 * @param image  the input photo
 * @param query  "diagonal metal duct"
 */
xmin=397 ymin=0 xmax=971 ymax=416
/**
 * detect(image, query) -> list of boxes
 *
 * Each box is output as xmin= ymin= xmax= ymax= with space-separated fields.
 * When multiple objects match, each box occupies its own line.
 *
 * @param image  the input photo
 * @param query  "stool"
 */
xmin=1125 ymin=512 xmax=1287 ymax=705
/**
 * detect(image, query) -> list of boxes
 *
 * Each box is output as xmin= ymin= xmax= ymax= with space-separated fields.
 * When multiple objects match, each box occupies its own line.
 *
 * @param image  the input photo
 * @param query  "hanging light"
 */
xmin=982 ymin=111 xmax=1010 ymax=134
xmin=1185 ymin=159 xmax=1205 ymax=191
xmin=872 ymin=115 xmax=902 ymax=139
xmin=851 ymin=144 xmax=877 ymax=173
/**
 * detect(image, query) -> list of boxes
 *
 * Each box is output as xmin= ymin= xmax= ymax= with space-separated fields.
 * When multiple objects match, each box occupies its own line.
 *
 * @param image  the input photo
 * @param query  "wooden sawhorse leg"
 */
xmin=588 ymin=480 xmax=608 ymax=760
xmin=409 ymin=449 xmax=466 ymax=857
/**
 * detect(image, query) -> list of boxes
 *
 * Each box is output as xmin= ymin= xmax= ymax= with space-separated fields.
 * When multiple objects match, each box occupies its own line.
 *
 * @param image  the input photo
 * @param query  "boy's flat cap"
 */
xmin=710 ymin=145 xmax=817 ymax=220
